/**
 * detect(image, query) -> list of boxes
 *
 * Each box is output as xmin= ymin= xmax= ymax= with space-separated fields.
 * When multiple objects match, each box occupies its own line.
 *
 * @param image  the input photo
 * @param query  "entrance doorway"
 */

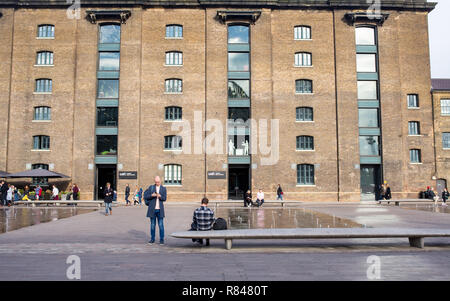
xmin=95 ymin=164 xmax=116 ymax=200
xmin=360 ymin=164 xmax=381 ymax=201
xmin=436 ymin=179 xmax=447 ymax=198
xmin=228 ymin=165 xmax=250 ymax=200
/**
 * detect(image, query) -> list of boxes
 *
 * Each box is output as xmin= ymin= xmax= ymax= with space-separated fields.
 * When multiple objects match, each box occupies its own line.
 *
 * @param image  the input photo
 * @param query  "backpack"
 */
xmin=213 ymin=218 xmax=227 ymax=230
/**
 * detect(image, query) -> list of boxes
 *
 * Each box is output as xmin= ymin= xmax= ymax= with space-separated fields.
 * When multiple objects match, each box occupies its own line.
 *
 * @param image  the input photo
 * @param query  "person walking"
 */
xmin=144 ymin=176 xmax=167 ymax=245
xmin=138 ymin=187 xmax=143 ymax=205
xmin=125 ymin=184 xmax=131 ymax=206
xmin=441 ymin=187 xmax=449 ymax=207
xmin=0 ymin=181 xmax=8 ymax=206
xmin=243 ymin=189 xmax=253 ymax=207
xmin=133 ymin=186 xmax=140 ymax=205
xmin=6 ymin=184 xmax=13 ymax=207
xmin=103 ymin=182 xmax=114 ymax=216
xmin=256 ymin=189 xmax=265 ymax=207
xmin=276 ymin=184 xmax=283 ymax=201
xmin=191 ymin=197 xmax=215 ymax=246
xmin=35 ymin=185 xmax=42 ymax=201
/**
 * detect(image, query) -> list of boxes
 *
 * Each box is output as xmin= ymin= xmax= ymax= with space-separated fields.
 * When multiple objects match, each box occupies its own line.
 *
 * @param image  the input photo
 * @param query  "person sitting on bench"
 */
xmin=256 ymin=189 xmax=265 ymax=207
xmin=244 ymin=190 xmax=253 ymax=207
xmin=191 ymin=197 xmax=215 ymax=246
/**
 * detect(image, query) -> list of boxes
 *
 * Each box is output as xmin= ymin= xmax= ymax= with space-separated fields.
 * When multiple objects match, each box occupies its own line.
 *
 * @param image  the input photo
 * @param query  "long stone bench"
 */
xmin=171 ymin=228 xmax=450 ymax=250
xmin=13 ymin=200 xmax=117 ymax=207
xmin=209 ymin=200 xmax=302 ymax=210
xmin=378 ymin=199 xmax=437 ymax=206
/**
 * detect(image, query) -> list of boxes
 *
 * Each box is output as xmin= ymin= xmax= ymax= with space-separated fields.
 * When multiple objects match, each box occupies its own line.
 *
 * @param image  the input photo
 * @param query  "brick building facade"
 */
xmin=0 ymin=0 xmax=437 ymax=201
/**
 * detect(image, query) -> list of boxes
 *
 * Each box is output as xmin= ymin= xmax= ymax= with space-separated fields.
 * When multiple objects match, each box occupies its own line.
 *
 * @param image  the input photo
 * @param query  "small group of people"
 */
xmin=124 ymin=184 xmax=143 ymax=206
xmin=0 ymin=181 xmax=21 ymax=206
xmin=425 ymin=186 xmax=448 ymax=206
xmin=243 ymin=184 xmax=284 ymax=208
xmin=65 ymin=184 xmax=80 ymax=201
xmin=378 ymin=182 xmax=392 ymax=202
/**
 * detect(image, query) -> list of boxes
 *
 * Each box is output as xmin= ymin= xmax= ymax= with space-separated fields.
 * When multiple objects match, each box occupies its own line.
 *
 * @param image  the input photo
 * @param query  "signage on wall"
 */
xmin=207 ymin=171 xmax=226 ymax=179
xmin=119 ymin=171 xmax=138 ymax=179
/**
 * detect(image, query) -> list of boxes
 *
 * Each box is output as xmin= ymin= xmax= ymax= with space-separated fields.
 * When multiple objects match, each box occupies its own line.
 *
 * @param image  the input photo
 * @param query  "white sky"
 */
xmin=428 ymin=0 xmax=450 ymax=78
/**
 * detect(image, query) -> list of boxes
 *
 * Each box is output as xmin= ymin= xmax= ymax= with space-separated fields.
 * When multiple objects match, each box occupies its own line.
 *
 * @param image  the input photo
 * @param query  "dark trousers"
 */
xmin=256 ymin=199 xmax=264 ymax=207
xmin=244 ymin=199 xmax=253 ymax=207
xmin=125 ymin=193 xmax=130 ymax=204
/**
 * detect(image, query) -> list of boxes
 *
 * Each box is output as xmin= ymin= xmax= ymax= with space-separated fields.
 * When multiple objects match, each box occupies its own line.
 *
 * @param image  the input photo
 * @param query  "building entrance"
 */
xmin=95 ymin=164 xmax=116 ymax=200
xmin=360 ymin=165 xmax=381 ymax=201
xmin=228 ymin=165 xmax=250 ymax=200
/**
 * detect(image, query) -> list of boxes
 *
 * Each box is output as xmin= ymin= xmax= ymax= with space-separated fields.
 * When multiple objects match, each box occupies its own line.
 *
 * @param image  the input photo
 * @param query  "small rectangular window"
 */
xmin=99 ymin=52 xmax=120 ymax=71
xmin=36 ymin=51 xmax=54 ymax=65
xmin=33 ymin=136 xmax=50 ymax=150
xmin=294 ymin=26 xmax=311 ymax=40
xmin=408 ymin=121 xmax=420 ymax=135
xmin=37 ymin=25 xmax=55 ymax=38
xmin=228 ymin=80 xmax=250 ymax=99
xmin=410 ymin=149 xmax=421 ymax=163
xmin=356 ymin=54 xmax=377 ymax=73
xmin=296 ymin=80 xmax=313 ymax=94
xmin=408 ymin=94 xmax=420 ymax=108
xmin=358 ymin=109 xmax=378 ymax=128
xmin=97 ymin=107 xmax=118 ymax=127
xmin=296 ymin=107 xmax=313 ymax=121
xmin=166 ymin=25 xmax=183 ymax=38
xmin=296 ymin=136 xmax=314 ymax=150
xmin=297 ymin=164 xmax=314 ymax=185
xmin=295 ymin=52 xmax=312 ymax=67
xmin=96 ymin=135 xmax=117 ymax=156
xmin=164 ymin=136 xmax=182 ymax=150
xmin=359 ymin=136 xmax=380 ymax=156
xmin=35 ymin=79 xmax=52 ymax=93
xmin=34 ymin=107 xmax=51 ymax=120
xmin=97 ymin=80 xmax=119 ymax=98
xmin=228 ymin=53 xmax=249 ymax=71
xmin=441 ymin=99 xmax=450 ymax=115
xmin=166 ymin=52 xmax=183 ymax=65
xmin=165 ymin=107 xmax=182 ymax=121
xmin=164 ymin=164 xmax=182 ymax=185
xmin=443 ymin=133 xmax=450 ymax=149
xmin=165 ymin=79 xmax=183 ymax=93
xmin=357 ymin=81 xmax=377 ymax=100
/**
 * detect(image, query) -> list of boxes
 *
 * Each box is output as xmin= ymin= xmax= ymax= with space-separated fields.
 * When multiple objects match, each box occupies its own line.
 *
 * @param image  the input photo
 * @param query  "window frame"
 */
xmin=295 ymin=79 xmax=313 ymax=94
xmin=164 ymin=164 xmax=182 ymax=186
xmin=33 ymin=135 xmax=50 ymax=150
xmin=297 ymin=164 xmax=315 ymax=186
xmin=165 ymin=106 xmax=183 ymax=121
xmin=408 ymin=121 xmax=421 ymax=136
xmin=99 ymin=23 xmax=121 ymax=44
xmin=37 ymin=24 xmax=55 ymax=39
xmin=35 ymin=78 xmax=53 ymax=93
xmin=164 ymin=135 xmax=183 ymax=151
xmin=441 ymin=99 xmax=450 ymax=115
xmin=165 ymin=51 xmax=183 ymax=66
xmin=355 ymin=26 xmax=377 ymax=46
xmin=409 ymin=149 xmax=421 ymax=163
xmin=296 ymin=107 xmax=314 ymax=122
xmin=296 ymin=136 xmax=314 ymax=151
xmin=33 ymin=106 xmax=51 ymax=121
xmin=166 ymin=24 xmax=183 ymax=39
xmin=294 ymin=25 xmax=312 ymax=40
xmin=36 ymin=51 xmax=54 ymax=66
xmin=443 ymin=133 xmax=450 ymax=149
xmin=228 ymin=24 xmax=250 ymax=44
xmin=165 ymin=78 xmax=183 ymax=94
xmin=294 ymin=52 xmax=312 ymax=67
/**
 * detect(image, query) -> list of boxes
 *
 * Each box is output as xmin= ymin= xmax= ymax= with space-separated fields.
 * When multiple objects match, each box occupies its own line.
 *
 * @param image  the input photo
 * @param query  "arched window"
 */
xmin=166 ymin=24 xmax=183 ymax=38
xmin=296 ymin=107 xmax=313 ymax=121
xmin=295 ymin=79 xmax=313 ymax=94
xmin=228 ymin=24 xmax=249 ymax=44
xmin=294 ymin=52 xmax=312 ymax=66
xmin=355 ymin=26 xmax=376 ymax=46
xmin=297 ymin=164 xmax=315 ymax=185
xmin=165 ymin=106 xmax=182 ymax=121
xmin=164 ymin=164 xmax=182 ymax=185
xmin=35 ymin=79 xmax=52 ymax=93
xmin=34 ymin=106 xmax=51 ymax=121
xmin=99 ymin=24 xmax=121 ymax=44
xmin=296 ymin=136 xmax=314 ymax=150
xmin=37 ymin=25 xmax=54 ymax=38
xmin=36 ymin=51 xmax=54 ymax=65
xmin=294 ymin=25 xmax=311 ymax=40
xmin=165 ymin=79 xmax=183 ymax=93
xmin=165 ymin=51 xmax=183 ymax=65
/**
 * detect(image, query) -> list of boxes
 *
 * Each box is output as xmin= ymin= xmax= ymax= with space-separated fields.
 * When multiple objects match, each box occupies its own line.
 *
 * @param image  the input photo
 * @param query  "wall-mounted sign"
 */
xmin=207 ymin=171 xmax=226 ymax=179
xmin=119 ymin=171 xmax=137 ymax=179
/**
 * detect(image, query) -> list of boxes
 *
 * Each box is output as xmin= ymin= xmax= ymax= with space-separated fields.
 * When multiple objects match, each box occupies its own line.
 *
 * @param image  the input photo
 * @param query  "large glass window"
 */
xmin=164 ymin=136 xmax=182 ymax=150
xmin=165 ymin=51 xmax=183 ymax=65
xmin=99 ymin=52 xmax=120 ymax=71
xmin=297 ymin=164 xmax=315 ymax=185
xmin=33 ymin=135 xmax=50 ymax=150
xmin=164 ymin=164 xmax=182 ymax=185
xmin=357 ymin=81 xmax=377 ymax=100
xmin=408 ymin=121 xmax=420 ymax=135
xmin=228 ymin=25 xmax=249 ymax=44
xmin=228 ymin=80 xmax=249 ymax=99
xmin=295 ymin=52 xmax=312 ymax=67
xmin=96 ymin=135 xmax=117 ymax=156
xmin=34 ymin=106 xmax=51 ymax=121
xmin=296 ymin=107 xmax=313 ymax=121
xmin=165 ymin=79 xmax=183 ymax=93
xmin=296 ymin=136 xmax=314 ymax=150
xmin=228 ymin=53 xmax=249 ymax=72
xmin=443 ymin=133 xmax=450 ymax=149
xmin=32 ymin=163 xmax=49 ymax=186
xmin=294 ymin=26 xmax=311 ymax=40
xmin=358 ymin=109 xmax=378 ymax=128
xmin=36 ymin=51 xmax=54 ymax=65
xmin=441 ymin=99 xmax=450 ymax=115
xmin=97 ymin=80 xmax=119 ymax=98
xmin=359 ymin=136 xmax=380 ymax=156
xmin=166 ymin=24 xmax=183 ymax=38
xmin=97 ymin=107 xmax=118 ymax=127
xmin=35 ymin=79 xmax=52 ymax=93
xmin=296 ymin=79 xmax=313 ymax=94
xmin=356 ymin=54 xmax=377 ymax=73
xmin=37 ymin=25 xmax=54 ymax=38
xmin=410 ymin=149 xmax=421 ymax=163
xmin=355 ymin=27 xmax=376 ymax=45
xmin=99 ymin=24 xmax=121 ymax=44
xmin=165 ymin=107 xmax=182 ymax=121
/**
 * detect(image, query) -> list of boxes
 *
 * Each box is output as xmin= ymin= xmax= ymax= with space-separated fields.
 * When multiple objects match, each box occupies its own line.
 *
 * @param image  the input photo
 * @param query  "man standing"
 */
xmin=0 ymin=181 xmax=8 ymax=206
xmin=52 ymin=185 xmax=59 ymax=200
xmin=104 ymin=182 xmax=114 ymax=216
xmin=125 ymin=184 xmax=130 ymax=206
xmin=144 ymin=176 xmax=167 ymax=245
xmin=191 ymin=198 xmax=215 ymax=246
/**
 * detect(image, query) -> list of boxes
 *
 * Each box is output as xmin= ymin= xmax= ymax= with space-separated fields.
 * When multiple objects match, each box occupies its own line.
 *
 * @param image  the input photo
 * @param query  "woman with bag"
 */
xmin=276 ymin=184 xmax=283 ymax=201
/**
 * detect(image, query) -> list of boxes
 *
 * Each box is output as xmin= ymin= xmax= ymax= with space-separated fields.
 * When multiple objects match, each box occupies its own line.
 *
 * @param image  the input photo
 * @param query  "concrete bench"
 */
xmin=210 ymin=200 xmax=302 ymax=210
xmin=13 ymin=200 xmax=117 ymax=208
xmin=171 ymin=228 xmax=450 ymax=250
xmin=378 ymin=199 xmax=436 ymax=206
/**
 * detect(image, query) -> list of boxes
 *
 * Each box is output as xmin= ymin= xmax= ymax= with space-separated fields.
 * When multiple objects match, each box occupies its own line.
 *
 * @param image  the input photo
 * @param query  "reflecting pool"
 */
xmin=399 ymin=204 xmax=450 ymax=214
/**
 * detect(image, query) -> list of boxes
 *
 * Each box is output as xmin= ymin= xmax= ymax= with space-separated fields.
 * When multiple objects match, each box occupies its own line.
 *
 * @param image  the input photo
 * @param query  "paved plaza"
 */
xmin=0 ymin=202 xmax=450 ymax=280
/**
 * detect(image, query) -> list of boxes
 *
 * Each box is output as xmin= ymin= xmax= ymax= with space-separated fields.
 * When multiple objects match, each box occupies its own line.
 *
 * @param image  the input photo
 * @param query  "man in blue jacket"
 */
xmin=144 ymin=176 xmax=167 ymax=245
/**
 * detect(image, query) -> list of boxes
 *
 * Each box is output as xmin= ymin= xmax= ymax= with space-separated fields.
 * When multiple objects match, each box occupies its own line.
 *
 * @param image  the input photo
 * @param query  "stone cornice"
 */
xmin=86 ymin=10 xmax=132 ymax=23
xmin=0 ymin=0 xmax=437 ymax=12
